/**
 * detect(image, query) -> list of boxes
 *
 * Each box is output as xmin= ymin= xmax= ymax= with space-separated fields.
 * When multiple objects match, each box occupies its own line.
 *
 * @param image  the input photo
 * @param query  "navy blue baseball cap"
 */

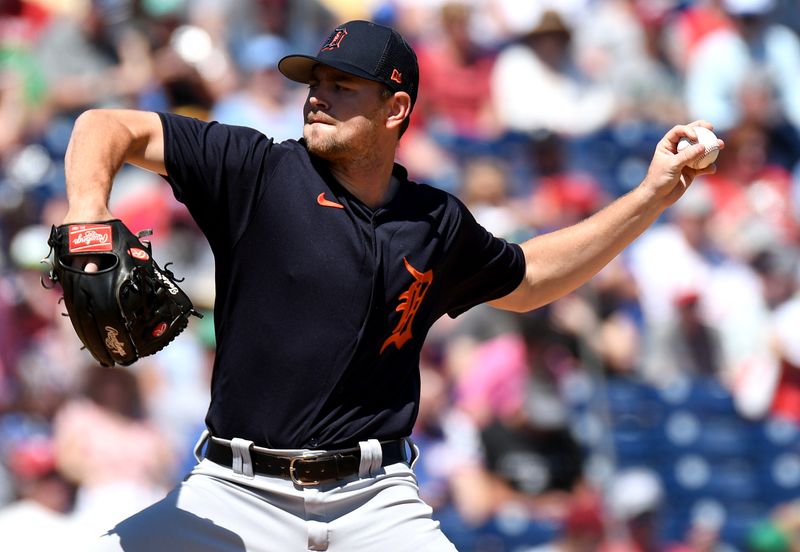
xmin=278 ymin=20 xmax=419 ymax=110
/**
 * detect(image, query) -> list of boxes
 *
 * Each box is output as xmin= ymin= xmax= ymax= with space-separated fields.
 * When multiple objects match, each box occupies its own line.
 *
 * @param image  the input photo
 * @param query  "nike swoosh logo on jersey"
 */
xmin=317 ymin=193 xmax=344 ymax=209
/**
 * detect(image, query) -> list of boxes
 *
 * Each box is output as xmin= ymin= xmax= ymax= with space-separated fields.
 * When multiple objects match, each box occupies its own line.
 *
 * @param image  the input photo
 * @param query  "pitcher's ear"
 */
xmin=386 ymin=91 xmax=411 ymax=133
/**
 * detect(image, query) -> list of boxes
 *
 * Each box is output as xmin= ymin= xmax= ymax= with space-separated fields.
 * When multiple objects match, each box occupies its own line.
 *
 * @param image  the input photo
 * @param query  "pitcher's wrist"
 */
xmin=62 ymin=205 xmax=113 ymax=224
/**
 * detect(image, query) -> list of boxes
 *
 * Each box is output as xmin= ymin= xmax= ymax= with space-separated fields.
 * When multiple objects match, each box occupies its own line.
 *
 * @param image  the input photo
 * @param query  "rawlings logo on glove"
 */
xmin=69 ymin=224 xmax=113 ymax=252
xmin=44 ymin=219 xmax=202 ymax=367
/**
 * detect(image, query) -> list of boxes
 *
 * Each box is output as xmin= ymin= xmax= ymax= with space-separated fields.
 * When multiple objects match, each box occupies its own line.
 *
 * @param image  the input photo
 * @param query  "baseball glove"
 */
xmin=44 ymin=219 xmax=201 ymax=367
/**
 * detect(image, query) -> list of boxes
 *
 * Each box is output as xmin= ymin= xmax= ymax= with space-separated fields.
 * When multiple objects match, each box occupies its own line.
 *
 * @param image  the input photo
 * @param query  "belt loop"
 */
xmin=193 ymin=428 xmax=210 ymax=463
xmin=405 ymin=436 xmax=420 ymax=469
xmin=230 ymin=438 xmax=255 ymax=478
xmin=358 ymin=439 xmax=382 ymax=477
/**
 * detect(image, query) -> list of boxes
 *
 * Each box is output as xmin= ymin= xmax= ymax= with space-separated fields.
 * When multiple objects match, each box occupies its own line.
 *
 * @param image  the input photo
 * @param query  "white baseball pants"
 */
xmin=88 ymin=434 xmax=457 ymax=552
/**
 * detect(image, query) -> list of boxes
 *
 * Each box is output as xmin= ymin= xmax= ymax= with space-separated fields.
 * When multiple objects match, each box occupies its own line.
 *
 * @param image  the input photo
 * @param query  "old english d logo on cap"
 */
xmin=322 ymin=27 xmax=347 ymax=51
xmin=278 ymin=20 xmax=419 ymax=110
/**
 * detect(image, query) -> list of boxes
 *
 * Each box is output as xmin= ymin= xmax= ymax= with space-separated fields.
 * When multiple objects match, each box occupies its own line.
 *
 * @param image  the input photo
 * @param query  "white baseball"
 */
xmin=677 ymin=126 xmax=720 ymax=169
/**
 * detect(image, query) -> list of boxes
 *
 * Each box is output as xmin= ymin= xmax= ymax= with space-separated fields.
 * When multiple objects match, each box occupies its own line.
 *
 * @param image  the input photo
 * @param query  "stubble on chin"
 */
xmin=304 ymin=115 xmax=381 ymax=165
xmin=304 ymin=125 xmax=345 ymax=160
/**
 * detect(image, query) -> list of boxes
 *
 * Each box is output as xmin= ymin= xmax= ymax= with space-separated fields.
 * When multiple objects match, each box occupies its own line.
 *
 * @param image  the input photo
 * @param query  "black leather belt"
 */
xmin=205 ymin=439 xmax=407 ymax=486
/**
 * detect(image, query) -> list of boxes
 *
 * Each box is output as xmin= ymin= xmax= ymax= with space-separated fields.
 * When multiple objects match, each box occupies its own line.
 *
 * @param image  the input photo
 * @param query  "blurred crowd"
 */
xmin=2 ymin=0 xmax=800 ymax=550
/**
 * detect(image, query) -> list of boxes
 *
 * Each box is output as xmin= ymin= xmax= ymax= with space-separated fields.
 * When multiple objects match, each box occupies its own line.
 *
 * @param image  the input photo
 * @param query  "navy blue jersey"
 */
xmin=159 ymin=112 xmax=526 ymax=449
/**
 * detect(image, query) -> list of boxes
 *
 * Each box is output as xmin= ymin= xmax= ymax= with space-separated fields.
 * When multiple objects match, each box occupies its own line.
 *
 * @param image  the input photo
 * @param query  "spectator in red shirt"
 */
xmin=414 ymin=2 xmax=503 ymax=145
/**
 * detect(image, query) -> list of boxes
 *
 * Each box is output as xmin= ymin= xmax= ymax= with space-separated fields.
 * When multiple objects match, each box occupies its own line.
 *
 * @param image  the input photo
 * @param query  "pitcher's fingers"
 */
xmin=688 ymin=120 xmax=714 ymax=131
xmin=72 ymin=256 xmax=100 ymax=272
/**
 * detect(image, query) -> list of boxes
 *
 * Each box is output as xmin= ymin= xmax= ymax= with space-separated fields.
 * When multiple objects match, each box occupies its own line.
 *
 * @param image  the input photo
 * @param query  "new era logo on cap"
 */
xmin=278 ymin=20 xmax=418 ymax=110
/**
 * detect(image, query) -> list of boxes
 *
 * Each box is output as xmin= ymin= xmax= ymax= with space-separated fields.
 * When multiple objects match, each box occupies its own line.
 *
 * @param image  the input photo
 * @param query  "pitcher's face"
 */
xmin=303 ymin=65 xmax=390 ymax=163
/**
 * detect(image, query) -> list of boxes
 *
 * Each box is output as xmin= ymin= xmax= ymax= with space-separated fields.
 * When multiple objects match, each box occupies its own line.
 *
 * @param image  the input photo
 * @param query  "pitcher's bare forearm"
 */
xmin=495 ymin=185 xmax=665 ymax=312
xmin=63 ymin=109 xmax=165 ymax=223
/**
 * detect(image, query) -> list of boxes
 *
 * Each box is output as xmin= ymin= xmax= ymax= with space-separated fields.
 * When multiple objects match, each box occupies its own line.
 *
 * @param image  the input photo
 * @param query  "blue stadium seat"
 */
xmin=476 ymin=514 xmax=560 ymax=552
xmin=612 ymin=414 xmax=666 ymax=464
xmin=604 ymin=378 xmax=666 ymax=435
xmin=756 ymin=416 xmax=800 ymax=453
xmin=704 ymin=461 xmax=761 ymax=502
xmin=757 ymin=451 xmax=800 ymax=504
xmin=661 ymin=454 xmax=761 ymax=503
xmin=720 ymin=506 xmax=767 ymax=550
xmin=684 ymin=376 xmax=738 ymax=416
xmin=661 ymin=412 xmax=759 ymax=459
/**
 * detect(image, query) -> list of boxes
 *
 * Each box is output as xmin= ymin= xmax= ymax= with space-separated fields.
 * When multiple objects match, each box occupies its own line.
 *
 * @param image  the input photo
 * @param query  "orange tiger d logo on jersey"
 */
xmin=381 ymin=258 xmax=433 ymax=353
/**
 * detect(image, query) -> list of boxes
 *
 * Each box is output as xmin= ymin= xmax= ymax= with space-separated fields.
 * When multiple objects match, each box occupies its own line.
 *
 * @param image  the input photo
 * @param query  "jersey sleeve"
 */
xmin=443 ymin=196 xmax=526 ymax=318
xmin=158 ymin=112 xmax=276 ymax=250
